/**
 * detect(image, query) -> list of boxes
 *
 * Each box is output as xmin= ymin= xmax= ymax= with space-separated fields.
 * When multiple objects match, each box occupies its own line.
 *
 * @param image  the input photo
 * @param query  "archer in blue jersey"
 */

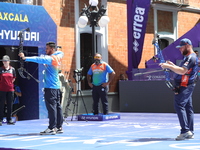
xmin=19 ymin=42 xmax=64 ymax=135
xmin=159 ymin=38 xmax=198 ymax=140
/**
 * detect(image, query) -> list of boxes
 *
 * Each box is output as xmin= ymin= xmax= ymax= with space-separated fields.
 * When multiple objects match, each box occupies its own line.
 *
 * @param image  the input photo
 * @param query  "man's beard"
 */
xmin=182 ymin=48 xmax=189 ymax=55
xmin=46 ymin=51 xmax=52 ymax=55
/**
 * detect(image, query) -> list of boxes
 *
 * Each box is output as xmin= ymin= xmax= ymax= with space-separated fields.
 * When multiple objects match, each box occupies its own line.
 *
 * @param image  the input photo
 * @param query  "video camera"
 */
xmin=74 ymin=67 xmax=83 ymax=74
xmin=73 ymin=67 xmax=85 ymax=83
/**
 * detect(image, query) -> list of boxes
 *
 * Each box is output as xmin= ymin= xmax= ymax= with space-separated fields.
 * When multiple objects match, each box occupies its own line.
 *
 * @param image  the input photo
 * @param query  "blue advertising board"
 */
xmin=0 ymin=2 xmax=57 ymax=119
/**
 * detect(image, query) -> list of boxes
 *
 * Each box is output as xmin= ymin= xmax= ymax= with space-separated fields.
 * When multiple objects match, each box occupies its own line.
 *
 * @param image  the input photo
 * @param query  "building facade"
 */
xmin=1 ymin=0 xmax=199 ymax=92
xmin=0 ymin=0 xmax=199 ymax=117
xmin=39 ymin=0 xmax=200 ymax=93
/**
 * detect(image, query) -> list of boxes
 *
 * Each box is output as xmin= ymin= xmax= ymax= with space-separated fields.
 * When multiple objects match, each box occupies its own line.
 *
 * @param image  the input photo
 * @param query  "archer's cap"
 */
xmin=2 ymin=55 xmax=10 ymax=61
xmin=176 ymin=38 xmax=192 ymax=48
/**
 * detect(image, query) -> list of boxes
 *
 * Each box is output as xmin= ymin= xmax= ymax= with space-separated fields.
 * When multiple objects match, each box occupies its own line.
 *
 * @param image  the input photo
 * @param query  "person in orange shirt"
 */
xmin=87 ymin=53 xmax=115 ymax=115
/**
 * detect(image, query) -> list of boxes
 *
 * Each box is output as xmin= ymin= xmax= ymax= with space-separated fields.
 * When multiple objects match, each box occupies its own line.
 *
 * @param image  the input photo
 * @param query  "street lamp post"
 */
xmin=78 ymin=0 xmax=110 ymax=57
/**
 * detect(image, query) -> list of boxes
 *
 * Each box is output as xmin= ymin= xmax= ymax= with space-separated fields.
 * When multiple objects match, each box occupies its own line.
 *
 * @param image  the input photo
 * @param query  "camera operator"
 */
xmin=87 ymin=53 xmax=115 ymax=115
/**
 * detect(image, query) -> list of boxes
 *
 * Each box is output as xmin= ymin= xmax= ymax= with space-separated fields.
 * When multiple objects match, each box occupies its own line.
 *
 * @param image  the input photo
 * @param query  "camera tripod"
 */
xmin=71 ymin=71 xmax=88 ymax=121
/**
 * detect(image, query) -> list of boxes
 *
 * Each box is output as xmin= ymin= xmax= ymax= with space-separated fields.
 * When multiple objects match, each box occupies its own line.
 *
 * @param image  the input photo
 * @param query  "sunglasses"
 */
xmin=94 ymin=56 xmax=101 ymax=59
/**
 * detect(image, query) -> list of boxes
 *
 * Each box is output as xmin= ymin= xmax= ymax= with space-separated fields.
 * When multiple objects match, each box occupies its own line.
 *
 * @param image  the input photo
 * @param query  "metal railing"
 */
xmin=152 ymin=0 xmax=189 ymax=5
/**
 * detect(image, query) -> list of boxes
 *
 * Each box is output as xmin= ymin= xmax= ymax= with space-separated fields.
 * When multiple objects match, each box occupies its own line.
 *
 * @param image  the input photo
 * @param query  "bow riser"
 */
xmin=18 ymin=28 xmax=39 ymax=83
xmin=153 ymin=35 xmax=175 ymax=93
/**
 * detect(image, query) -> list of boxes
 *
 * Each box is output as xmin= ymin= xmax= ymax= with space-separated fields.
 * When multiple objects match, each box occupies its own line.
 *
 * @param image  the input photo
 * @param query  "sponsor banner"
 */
xmin=146 ymin=23 xmax=200 ymax=69
xmin=127 ymin=0 xmax=151 ymax=73
xmin=132 ymin=68 xmax=174 ymax=81
xmin=0 ymin=3 xmax=57 ymax=46
xmin=0 ymin=2 xmax=57 ymax=120
xmin=78 ymin=113 xmax=120 ymax=121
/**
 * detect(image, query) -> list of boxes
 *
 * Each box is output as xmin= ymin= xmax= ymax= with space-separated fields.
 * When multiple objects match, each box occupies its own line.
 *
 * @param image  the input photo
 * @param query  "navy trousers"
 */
xmin=174 ymin=84 xmax=195 ymax=134
xmin=0 ymin=91 xmax=14 ymax=122
xmin=92 ymin=85 xmax=108 ymax=115
xmin=44 ymin=88 xmax=63 ymax=130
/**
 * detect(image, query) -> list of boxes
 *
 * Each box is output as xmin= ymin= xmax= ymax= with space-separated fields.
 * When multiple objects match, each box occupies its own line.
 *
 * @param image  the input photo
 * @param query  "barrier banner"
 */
xmin=132 ymin=68 xmax=174 ymax=81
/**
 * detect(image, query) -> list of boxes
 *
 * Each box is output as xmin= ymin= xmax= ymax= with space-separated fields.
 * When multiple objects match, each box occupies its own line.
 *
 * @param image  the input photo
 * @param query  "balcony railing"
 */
xmin=152 ymin=0 xmax=189 ymax=6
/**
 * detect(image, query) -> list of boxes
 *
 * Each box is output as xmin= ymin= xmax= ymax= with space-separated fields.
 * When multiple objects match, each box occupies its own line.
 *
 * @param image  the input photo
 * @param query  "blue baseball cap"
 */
xmin=176 ymin=38 xmax=192 ymax=48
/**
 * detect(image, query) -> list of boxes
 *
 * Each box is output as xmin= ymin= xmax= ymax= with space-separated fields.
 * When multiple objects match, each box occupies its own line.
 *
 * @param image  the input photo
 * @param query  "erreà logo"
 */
xmin=133 ymin=7 xmax=145 ymax=53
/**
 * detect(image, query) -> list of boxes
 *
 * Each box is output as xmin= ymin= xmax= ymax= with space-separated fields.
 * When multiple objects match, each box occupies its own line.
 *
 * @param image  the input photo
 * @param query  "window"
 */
xmin=80 ymin=33 xmax=97 ymax=90
xmin=158 ymin=39 xmax=169 ymax=50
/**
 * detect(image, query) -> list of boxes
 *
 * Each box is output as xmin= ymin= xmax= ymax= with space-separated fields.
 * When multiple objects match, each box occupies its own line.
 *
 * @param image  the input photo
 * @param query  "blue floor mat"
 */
xmin=0 ymin=113 xmax=200 ymax=150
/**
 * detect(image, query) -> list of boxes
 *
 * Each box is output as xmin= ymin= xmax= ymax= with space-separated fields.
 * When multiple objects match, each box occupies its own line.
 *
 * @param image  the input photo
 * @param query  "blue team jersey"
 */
xmin=174 ymin=53 xmax=198 ymax=87
xmin=87 ymin=61 xmax=114 ymax=86
xmin=25 ymin=51 xmax=64 ymax=89
xmin=13 ymin=85 xmax=21 ymax=104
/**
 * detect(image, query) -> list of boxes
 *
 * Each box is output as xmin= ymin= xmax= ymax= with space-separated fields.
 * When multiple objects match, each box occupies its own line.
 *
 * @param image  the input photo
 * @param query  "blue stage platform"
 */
xmin=77 ymin=113 xmax=120 ymax=121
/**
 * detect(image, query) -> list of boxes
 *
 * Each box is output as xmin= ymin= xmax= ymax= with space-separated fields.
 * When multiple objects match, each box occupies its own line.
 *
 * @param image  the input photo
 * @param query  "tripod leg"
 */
xmin=64 ymin=90 xmax=72 ymax=118
xmin=78 ymin=90 xmax=88 ymax=115
xmin=71 ymin=91 xmax=79 ymax=121
xmin=75 ymin=92 xmax=79 ymax=115
xmin=71 ymin=78 xmax=88 ymax=120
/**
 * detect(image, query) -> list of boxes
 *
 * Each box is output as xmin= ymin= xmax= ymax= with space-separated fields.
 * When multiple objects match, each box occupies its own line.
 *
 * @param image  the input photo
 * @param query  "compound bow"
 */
xmin=18 ymin=28 xmax=39 ymax=83
xmin=152 ymin=34 xmax=175 ymax=92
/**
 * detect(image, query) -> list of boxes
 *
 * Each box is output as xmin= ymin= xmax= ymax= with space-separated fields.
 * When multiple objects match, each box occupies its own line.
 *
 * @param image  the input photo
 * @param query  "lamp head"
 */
xmin=98 ymin=16 xmax=110 ymax=27
xmin=89 ymin=0 xmax=98 ymax=6
xmin=78 ymin=15 xmax=88 ymax=28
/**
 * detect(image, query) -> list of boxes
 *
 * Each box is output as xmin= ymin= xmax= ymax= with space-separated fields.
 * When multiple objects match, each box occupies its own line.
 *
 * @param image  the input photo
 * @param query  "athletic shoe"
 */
xmin=56 ymin=127 xmax=64 ymax=134
xmin=186 ymin=133 xmax=194 ymax=139
xmin=7 ymin=121 xmax=15 ymax=125
xmin=40 ymin=128 xmax=56 ymax=135
xmin=175 ymin=131 xmax=193 ymax=140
